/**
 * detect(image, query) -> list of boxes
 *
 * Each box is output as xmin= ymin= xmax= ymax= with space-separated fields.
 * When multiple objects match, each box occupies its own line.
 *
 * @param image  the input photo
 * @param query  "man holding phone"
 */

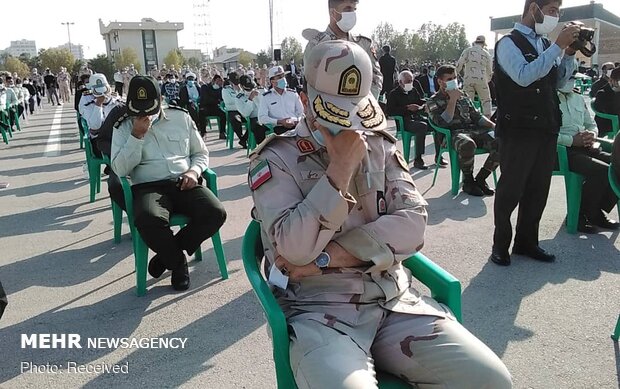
xmin=111 ymin=76 xmax=227 ymax=291
xmin=426 ymin=65 xmax=499 ymax=197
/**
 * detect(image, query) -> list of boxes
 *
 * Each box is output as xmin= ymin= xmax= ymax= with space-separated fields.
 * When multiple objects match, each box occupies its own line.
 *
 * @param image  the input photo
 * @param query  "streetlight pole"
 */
xmin=61 ymin=22 xmax=75 ymax=56
xmin=269 ymin=0 xmax=274 ymax=60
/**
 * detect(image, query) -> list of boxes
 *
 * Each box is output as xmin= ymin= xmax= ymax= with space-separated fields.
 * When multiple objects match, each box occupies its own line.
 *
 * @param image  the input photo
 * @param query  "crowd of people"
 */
xmin=2 ymin=0 xmax=620 ymax=387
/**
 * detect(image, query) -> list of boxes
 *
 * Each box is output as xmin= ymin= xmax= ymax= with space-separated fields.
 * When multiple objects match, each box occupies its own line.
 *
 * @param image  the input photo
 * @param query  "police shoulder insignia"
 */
xmin=236 ymin=93 xmax=245 ymax=98
xmin=113 ymin=113 xmax=129 ymax=129
xmin=249 ymin=159 xmax=272 ymax=191
xmin=168 ymin=105 xmax=189 ymax=113
xmin=297 ymin=139 xmax=316 ymax=154
xmin=394 ymin=150 xmax=410 ymax=171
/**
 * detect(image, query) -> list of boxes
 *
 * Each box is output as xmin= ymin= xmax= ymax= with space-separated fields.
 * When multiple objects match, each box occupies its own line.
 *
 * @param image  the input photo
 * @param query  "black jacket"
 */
xmin=387 ymin=85 xmax=426 ymax=121
xmin=414 ymin=74 xmax=439 ymax=97
xmin=200 ymin=83 xmax=222 ymax=107
xmin=379 ymin=54 xmax=397 ymax=93
xmin=590 ymin=77 xmax=609 ymax=98
xmin=593 ymin=84 xmax=620 ymax=134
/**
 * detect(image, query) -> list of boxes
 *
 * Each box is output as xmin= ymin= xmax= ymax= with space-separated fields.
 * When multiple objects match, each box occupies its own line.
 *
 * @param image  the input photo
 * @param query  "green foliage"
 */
xmin=255 ymin=50 xmax=271 ymax=66
xmin=280 ymin=37 xmax=303 ymax=65
xmin=115 ymin=48 xmax=142 ymax=73
xmin=372 ymin=22 xmax=470 ymax=64
xmin=164 ymin=49 xmax=184 ymax=70
xmin=185 ymin=56 xmax=202 ymax=70
xmin=237 ymin=51 xmax=254 ymax=67
xmin=4 ymin=57 xmax=30 ymax=78
xmin=39 ymin=48 xmax=75 ymax=73
xmin=89 ymin=54 xmax=115 ymax=81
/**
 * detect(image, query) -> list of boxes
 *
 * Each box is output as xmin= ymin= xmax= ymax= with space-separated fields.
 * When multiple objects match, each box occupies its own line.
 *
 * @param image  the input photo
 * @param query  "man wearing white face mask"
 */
xmin=302 ymin=0 xmax=383 ymax=99
xmin=556 ymin=77 xmax=619 ymax=233
xmin=258 ymin=65 xmax=303 ymax=135
xmin=490 ymin=0 xmax=580 ymax=267
xmin=590 ymin=62 xmax=615 ymax=98
xmin=248 ymin=40 xmax=512 ymax=389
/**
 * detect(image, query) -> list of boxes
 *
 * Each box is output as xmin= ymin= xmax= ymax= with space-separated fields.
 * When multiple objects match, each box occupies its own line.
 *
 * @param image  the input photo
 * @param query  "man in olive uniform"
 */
xmin=302 ymin=0 xmax=383 ymax=98
xmin=249 ymin=40 xmax=511 ymax=389
xmin=427 ymin=65 xmax=499 ymax=197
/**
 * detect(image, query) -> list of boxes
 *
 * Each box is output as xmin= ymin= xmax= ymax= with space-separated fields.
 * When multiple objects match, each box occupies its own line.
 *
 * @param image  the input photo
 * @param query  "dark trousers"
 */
xmin=249 ymin=117 xmax=270 ymax=144
xmin=273 ymin=126 xmax=291 ymax=135
xmin=47 ymin=87 xmax=60 ymax=105
xmin=493 ymin=133 xmax=558 ymax=253
xmin=28 ymin=96 xmax=35 ymax=114
xmin=227 ymin=110 xmax=247 ymax=143
xmin=566 ymin=147 xmax=616 ymax=218
xmin=115 ymin=82 xmax=124 ymax=97
xmin=199 ymin=104 xmax=227 ymax=136
xmin=132 ymin=181 xmax=227 ymax=270
xmin=108 ymin=171 xmax=126 ymax=212
xmin=17 ymin=103 xmax=24 ymax=118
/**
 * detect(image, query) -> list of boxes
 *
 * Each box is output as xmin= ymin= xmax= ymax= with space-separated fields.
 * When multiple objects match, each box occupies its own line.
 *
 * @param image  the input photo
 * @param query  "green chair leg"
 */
xmin=0 ymin=126 xmax=8 ymax=144
xmin=402 ymin=131 xmax=412 ymax=165
xmin=112 ymin=200 xmax=122 ymax=244
xmin=449 ymin=149 xmax=460 ymax=196
xmin=194 ymin=247 xmax=203 ymax=261
xmin=565 ymin=174 xmax=583 ymax=234
xmin=612 ymin=315 xmax=620 ymax=341
xmin=211 ymin=231 xmax=228 ymax=279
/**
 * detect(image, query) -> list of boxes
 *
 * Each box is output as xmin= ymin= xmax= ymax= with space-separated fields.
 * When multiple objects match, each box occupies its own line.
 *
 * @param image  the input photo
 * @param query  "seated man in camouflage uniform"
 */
xmin=427 ymin=65 xmax=499 ymax=196
xmin=249 ymin=41 xmax=512 ymax=389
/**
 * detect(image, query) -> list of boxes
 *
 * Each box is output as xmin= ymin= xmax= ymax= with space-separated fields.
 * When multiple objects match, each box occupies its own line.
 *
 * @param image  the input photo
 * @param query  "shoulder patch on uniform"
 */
xmin=297 ymin=139 xmax=316 ymax=154
xmin=114 ymin=113 xmax=129 ymax=129
xmin=249 ymin=159 xmax=272 ymax=191
xmin=262 ymin=90 xmax=272 ymax=96
xmin=302 ymin=28 xmax=321 ymax=41
xmin=394 ymin=150 xmax=410 ymax=171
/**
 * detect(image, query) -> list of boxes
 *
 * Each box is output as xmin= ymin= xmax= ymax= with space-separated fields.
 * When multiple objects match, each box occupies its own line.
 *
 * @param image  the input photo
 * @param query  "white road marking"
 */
xmin=43 ymin=106 xmax=64 ymax=157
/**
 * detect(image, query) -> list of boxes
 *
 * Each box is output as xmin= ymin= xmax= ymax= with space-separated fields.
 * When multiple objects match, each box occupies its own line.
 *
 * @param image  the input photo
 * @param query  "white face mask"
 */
xmin=606 ymin=70 xmax=613 ymax=78
xmin=445 ymin=79 xmax=459 ymax=91
xmin=533 ymin=5 xmax=559 ymax=35
xmin=403 ymin=83 xmax=414 ymax=92
xmin=558 ymin=81 xmax=575 ymax=94
xmin=335 ymin=11 xmax=356 ymax=32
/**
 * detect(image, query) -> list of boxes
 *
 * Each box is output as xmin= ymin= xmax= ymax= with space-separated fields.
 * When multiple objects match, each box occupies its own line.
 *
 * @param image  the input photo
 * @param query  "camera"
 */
xmin=568 ymin=22 xmax=597 ymax=57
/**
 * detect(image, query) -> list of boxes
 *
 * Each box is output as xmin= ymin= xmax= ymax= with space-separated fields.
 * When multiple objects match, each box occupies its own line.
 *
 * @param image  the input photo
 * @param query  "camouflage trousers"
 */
xmin=288 ymin=300 xmax=511 ymax=388
xmin=453 ymin=131 xmax=500 ymax=175
xmin=463 ymin=79 xmax=492 ymax=118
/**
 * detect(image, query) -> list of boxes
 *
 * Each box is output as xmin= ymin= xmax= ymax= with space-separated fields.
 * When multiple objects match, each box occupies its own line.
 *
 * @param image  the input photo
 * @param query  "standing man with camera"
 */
xmin=490 ymin=0 xmax=580 ymax=266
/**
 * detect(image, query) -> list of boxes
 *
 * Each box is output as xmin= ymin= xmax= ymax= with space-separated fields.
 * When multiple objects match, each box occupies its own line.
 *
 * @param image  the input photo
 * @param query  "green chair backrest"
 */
xmin=590 ymin=99 xmax=619 ymax=137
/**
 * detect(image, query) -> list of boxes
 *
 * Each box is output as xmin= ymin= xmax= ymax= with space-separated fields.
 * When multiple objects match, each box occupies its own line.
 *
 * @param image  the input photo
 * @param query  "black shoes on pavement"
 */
xmin=148 ymin=254 xmax=190 ymax=291
xmin=490 ymin=245 xmax=556 ymax=267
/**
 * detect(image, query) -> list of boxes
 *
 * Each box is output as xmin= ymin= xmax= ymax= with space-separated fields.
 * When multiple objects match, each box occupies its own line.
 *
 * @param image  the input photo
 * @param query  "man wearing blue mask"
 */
xmin=302 ymin=0 xmax=383 ymax=99
xmin=427 ymin=65 xmax=499 ymax=197
xmin=258 ymin=66 xmax=303 ymax=135
xmin=179 ymin=72 xmax=201 ymax=129
xmin=491 ymin=0 xmax=580 ymax=266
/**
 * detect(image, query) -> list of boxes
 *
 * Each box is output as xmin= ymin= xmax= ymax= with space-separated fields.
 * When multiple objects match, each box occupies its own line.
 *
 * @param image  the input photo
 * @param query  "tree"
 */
xmin=372 ymin=22 xmax=397 ymax=49
xmin=115 ymin=48 xmax=142 ymax=73
xmin=280 ymin=37 xmax=303 ymax=65
xmin=89 ymin=54 xmax=115 ymax=80
xmin=185 ymin=56 xmax=202 ymax=70
xmin=255 ymin=50 xmax=271 ymax=66
xmin=4 ymin=57 xmax=30 ymax=78
xmin=237 ymin=51 xmax=254 ymax=67
xmin=164 ymin=49 xmax=184 ymax=69
xmin=39 ymin=48 xmax=75 ymax=73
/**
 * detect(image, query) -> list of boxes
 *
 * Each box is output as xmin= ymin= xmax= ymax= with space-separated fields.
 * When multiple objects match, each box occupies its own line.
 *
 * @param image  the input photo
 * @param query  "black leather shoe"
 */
xmin=475 ymin=177 xmax=495 ymax=196
xmin=238 ymin=140 xmax=248 ymax=149
xmin=171 ymin=260 xmax=190 ymax=291
xmin=463 ymin=181 xmax=484 ymax=196
xmin=489 ymin=251 xmax=511 ymax=266
xmin=512 ymin=245 xmax=556 ymax=262
xmin=148 ymin=254 xmax=166 ymax=279
xmin=413 ymin=159 xmax=428 ymax=170
xmin=218 ymin=133 xmax=227 ymax=140
xmin=589 ymin=212 xmax=620 ymax=230
xmin=436 ymin=157 xmax=448 ymax=168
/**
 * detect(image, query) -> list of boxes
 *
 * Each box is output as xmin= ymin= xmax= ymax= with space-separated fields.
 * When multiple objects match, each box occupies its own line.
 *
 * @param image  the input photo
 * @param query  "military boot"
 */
xmin=475 ymin=168 xmax=495 ymax=196
xmin=463 ymin=173 xmax=484 ymax=196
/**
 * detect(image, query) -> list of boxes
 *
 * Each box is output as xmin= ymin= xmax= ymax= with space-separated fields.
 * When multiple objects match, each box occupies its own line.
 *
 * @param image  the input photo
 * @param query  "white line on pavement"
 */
xmin=43 ymin=106 xmax=64 ymax=157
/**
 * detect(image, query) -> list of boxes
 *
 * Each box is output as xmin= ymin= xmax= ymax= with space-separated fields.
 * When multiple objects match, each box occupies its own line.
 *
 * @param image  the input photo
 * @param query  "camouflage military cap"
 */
xmin=306 ymin=40 xmax=386 ymax=132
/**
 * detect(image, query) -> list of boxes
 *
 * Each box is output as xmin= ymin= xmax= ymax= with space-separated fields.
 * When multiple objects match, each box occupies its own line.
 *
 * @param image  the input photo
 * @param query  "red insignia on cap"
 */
xmin=297 ymin=139 xmax=316 ymax=154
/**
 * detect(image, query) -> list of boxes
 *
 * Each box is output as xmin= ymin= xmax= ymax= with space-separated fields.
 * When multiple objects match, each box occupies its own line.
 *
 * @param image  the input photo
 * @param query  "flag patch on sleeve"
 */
xmin=250 ymin=160 xmax=272 ymax=191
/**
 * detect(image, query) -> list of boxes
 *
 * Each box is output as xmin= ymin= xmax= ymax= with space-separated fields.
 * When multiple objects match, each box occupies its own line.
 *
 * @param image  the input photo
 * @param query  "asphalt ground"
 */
xmin=0 ymin=100 xmax=618 ymax=389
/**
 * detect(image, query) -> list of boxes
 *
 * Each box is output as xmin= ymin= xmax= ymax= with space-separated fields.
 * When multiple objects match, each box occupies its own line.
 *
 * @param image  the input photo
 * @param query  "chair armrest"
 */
xmin=609 ymin=166 xmax=620 ymax=198
xmin=119 ymin=176 xmax=135 ymax=223
xmin=428 ymin=120 xmax=453 ymax=144
xmin=556 ymin=144 xmax=570 ymax=174
xmin=202 ymin=168 xmax=218 ymax=197
xmin=402 ymin=252 xmax=462 ymax=323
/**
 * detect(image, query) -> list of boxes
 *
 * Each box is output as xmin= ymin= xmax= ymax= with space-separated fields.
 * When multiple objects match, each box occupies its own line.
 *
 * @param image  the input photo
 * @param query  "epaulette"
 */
xmin=84 ymin=100 xmax=94 ymax=106
xmin=236 ymin=93 xmax=245 ymax=99
xmin=113 ymin=112 xmax=129 ymax=129
xmin=249 ymin=129 xmax=297 ymax=160
xmin=167 ymin=105 xmax=188 ymax=113
xmin=262 ymin=90 xmax=272 ymax=96
xmin=373 ymin=129 xmax=397 ymax=144
xmin=286 ymin=88 xmax=297 ymax=93
xmin=302 ymin=28 xmax=330 ymax=43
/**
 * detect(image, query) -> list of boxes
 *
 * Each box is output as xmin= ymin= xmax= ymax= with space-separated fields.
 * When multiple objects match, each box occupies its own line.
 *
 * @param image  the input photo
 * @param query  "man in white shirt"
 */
xmin=222 ymin=72 xmax=248 ymax=148
xmin=258 ymin=66 xmax=304 ymax=134
xmin=236 ymin=75 xmax=270 ymax=144
xmin=557 ymin=78 xmax=619 ymax=233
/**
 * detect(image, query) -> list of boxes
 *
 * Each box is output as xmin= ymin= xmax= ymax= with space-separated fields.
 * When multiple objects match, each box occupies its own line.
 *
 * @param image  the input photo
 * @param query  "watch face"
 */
xmin=315 ymin=252 xmax=330 ymax=268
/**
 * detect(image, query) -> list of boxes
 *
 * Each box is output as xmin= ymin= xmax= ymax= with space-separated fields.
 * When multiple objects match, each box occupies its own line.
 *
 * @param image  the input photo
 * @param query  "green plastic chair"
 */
xmin=205 ymin=115 xmax=221 ymax=134
xmin=219 ymin=102 xmax=235 ymax=149
xmin=80 ymin=118 xmax=105 ymax=203
xmin=0 ymin=108 xmax=10 ymax=144
xmin=590 ymin=100 xmax=619 ymax=139
xmin=119 ymin=169 xmax=228 ymax=296
xmin=76 ymin=113 xmax=85 ymax=149
xmin=390 ymin=115 xmax=437 ymax=166
xmin=241 ymin=220 xmax=462 ymax=389
xmin=8 ymin=105 xmax=20 ymax=132
xmin=428 ymin=120 xmax=497 ymax=196
xmin=610 ymin=166 xmax=620 ymax=341
xmin=552 ymin=145 xmax=585 ymax=234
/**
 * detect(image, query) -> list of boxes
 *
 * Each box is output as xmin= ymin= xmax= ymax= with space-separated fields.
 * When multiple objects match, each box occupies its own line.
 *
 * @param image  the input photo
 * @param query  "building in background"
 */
xmin=5 ymin=40 xmax=37 ymax=58
xmin=56 ymin=42 xmax=84 ymax=60
xmin=99 ymin=18 xmax=184 ymax=72
xmin=211 ymin=46 xmax=256 ymax=71
xmin=180 ymin=48 xmax=204 ymax=63
xmin=491 ymin=2 xmax=620 ymax=66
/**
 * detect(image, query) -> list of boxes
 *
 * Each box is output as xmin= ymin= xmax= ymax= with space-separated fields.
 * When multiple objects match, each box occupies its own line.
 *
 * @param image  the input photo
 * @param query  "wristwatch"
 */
xmin=314 ymin=251 xmax=331 ymax=269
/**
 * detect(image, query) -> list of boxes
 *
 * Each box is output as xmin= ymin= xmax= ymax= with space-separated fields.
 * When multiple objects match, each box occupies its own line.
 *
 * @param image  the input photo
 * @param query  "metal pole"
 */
xmin=62 ymin=22 xmax=74 ymax=56
xmin=269 ymin=0 xmax=274 ymax=60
